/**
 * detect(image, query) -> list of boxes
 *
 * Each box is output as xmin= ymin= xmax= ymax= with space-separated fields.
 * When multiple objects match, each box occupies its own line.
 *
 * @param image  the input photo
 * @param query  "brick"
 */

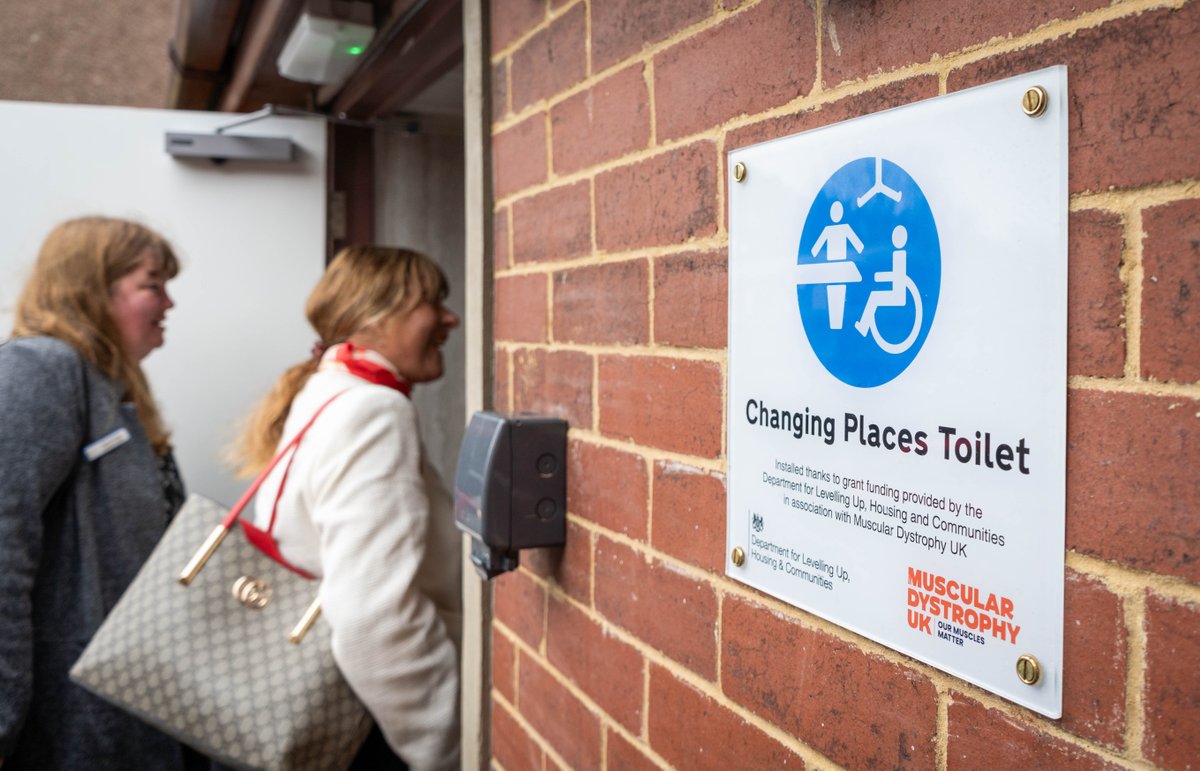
xmin=722 ymin=594 xmax=938 ymax=768
xmin=1143 ymin=592 xmax=1200 ymax=768
xmin=605 ymin=730 xmax=659 ymax=771
xmin=495 ymin=273 xmax=549 ymax=343
xmin=551 ymin=63 xmax=650 ymax=175
xmin=492 ymin=58 xmax=508 ymax=122
xmin=591 ymin=0 xmax=711 ymax=73
xmin=648 ymin=664 xmax=805 ymax=769
xmin=568 ymin=440 xmax=648 ymax=539
xmin=653 ymin=249 xmax=727 ymax=349
xmin=651 ymin=461 xmax=726 ymax=573
xmin=947 ymin=695 xmax=1122 ymax=770
xmin=494 ymin=348 xmax=511 ymax=411
xmin=595 ymin=537 xmax=718 ymax=679
xmin=1068 ymin=209 xmax=1125 ymax=378
xmin=524 ymin=519 xmax=592 ymax=605
xmin=546 ymin=595 xmax=644 ymax=732
xmin=948 ymin=4 xmax=1200 ymax=194
xmin=494 ymin=113 xmax=547 ymax=199
xmin=1142 ymin=199 xmax=1200 ymax=383
xmin=825 ymin=0 xmax=1107 ymax=87
xmin=490 ymin=0 xmax=546 ymax=53
xmin=1059 ymin=569 xmax=1126 ymax=749
xmin=494 ymin=567 xmax=546 ymax=648
xmin=597 ymin=355 xmax=723 ymax=457
xmin=513 ymin=348 xmax=593 ymax=429
xmin=1066 ymin=389 xmax=1200 ymax=582
xmin=595 ymin=141 xmax=718 ymax=252
xmin=492 ymin=699 xmax=544 ymax=771
xmin=512 ymin=180 xmax=592 ymax=264
xmin=727 ymin=76 xmax=940 ymax=153
xmin=492 ymin=627 xmax=518 ymax=703
xmin=494 ymin=204 xmax=511 ymax=270
xmin=553 ymin=261 xmax=650 ymax=345
xmin=724 ymin=77 xmax=938 ymax=233
xmin=654 ymin=0 xmax=816 ymax=141
xmin=518 ymin=651 xmax=602 ymax=770
xmin=510 ymin=3 xmax=586 ymax=111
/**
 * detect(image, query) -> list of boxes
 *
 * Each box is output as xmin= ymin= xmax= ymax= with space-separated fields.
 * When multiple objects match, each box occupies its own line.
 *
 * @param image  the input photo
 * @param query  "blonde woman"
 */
xmin=230 ymin=246 xmax=461 ymax=771
xmin=0 ymin=217 xmax=189 ymax=770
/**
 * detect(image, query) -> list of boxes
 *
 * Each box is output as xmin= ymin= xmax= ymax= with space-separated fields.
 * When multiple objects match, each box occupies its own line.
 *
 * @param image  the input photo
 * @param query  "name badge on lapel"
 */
xmin=83 ymin=427 xmax=132 ymax=462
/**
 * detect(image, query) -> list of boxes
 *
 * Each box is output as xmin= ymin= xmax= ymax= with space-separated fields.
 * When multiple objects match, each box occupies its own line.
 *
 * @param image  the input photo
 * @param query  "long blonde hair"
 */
xmin=229 ymin=245 xmax=448 ymax=476
xmin=12 ymin=216 xmax=180 ymax=454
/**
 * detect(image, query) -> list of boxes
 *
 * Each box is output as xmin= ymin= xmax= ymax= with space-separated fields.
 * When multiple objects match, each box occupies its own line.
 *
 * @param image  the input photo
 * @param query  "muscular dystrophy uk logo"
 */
xmin=796 ymin=157 xmax=940 ymax=388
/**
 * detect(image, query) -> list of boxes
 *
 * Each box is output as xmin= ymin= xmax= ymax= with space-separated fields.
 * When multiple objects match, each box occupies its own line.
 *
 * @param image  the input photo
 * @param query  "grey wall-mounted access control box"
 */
xmin=453 ymin=412 xmax=567 ymax=579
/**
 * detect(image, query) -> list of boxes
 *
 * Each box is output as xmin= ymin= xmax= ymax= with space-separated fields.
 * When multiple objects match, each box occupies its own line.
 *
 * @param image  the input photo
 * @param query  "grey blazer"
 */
xmin=0 ymin=336 xmax=185 ymax=770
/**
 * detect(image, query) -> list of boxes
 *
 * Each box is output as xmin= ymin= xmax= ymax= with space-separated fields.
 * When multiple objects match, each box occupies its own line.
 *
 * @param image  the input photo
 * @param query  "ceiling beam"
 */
xmin=219 ymin=0 xmax=307 ymax=113
xmin=324 ymin=0 xmax=463 ymax=120
xmin=167 ymin=0 xmax=246 ymax=110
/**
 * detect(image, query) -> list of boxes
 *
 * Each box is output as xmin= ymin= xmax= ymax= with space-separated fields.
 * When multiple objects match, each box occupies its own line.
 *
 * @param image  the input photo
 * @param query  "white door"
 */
xmin=0 ymin=100 xmax=327 ymax=505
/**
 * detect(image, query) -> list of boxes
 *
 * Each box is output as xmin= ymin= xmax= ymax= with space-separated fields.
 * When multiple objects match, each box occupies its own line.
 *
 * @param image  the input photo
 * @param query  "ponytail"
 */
xmin=227 ymin=359 xmax=319 ymax=477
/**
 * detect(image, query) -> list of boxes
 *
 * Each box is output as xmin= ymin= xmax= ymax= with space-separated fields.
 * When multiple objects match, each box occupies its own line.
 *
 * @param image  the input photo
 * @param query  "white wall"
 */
xmin=0 ymin=101 xmax=327 ymax=505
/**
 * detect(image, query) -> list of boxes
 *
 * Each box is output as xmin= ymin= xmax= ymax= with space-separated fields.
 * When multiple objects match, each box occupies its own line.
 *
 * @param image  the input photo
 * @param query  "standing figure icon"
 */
xmin=806 ymin=200 xmax=864 ymax=329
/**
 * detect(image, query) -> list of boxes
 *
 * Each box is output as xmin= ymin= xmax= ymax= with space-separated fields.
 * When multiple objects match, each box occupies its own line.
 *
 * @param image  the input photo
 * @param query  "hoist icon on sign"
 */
xmin=794 ymin=157 xmax=941 ymax=388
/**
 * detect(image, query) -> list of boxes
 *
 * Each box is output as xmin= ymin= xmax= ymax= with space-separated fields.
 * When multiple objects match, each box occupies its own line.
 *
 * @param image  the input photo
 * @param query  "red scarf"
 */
xmin=335 ymin=342 xmax=411 ymax=396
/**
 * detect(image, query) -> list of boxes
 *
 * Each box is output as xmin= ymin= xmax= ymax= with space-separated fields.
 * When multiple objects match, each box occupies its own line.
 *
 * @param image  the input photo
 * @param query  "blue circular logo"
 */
xmin=796 ymin=157 xmax=940 ymax=388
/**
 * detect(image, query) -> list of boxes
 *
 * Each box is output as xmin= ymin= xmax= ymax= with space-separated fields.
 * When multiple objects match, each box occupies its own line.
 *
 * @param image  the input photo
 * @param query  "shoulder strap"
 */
xmin=220 ymin=390 xmax=348 ymax=530
xmin=177 ymin=391 xmax=350 ymax=585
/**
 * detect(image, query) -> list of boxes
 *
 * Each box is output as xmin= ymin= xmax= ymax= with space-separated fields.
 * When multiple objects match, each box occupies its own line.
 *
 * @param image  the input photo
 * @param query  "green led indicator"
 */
xmin=346 ymin=45 xmax=364 ymax=55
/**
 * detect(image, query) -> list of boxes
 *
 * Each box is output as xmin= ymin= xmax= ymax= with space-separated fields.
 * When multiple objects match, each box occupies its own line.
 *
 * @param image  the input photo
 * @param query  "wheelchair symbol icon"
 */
xmin=853 ymin=225 xmax=922 ymax=355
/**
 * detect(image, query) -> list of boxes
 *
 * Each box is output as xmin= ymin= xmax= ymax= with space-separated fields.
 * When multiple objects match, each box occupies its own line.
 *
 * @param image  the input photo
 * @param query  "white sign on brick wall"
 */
xmin=726 ymin=67 xmax=1068 ymax=718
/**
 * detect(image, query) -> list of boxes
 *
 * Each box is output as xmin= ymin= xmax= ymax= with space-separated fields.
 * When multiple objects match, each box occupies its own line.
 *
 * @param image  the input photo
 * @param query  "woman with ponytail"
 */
xmin=0 ymin=217 xmax=190 ymax=770
xmin=229 ymin=246 xmax=462 ymax=771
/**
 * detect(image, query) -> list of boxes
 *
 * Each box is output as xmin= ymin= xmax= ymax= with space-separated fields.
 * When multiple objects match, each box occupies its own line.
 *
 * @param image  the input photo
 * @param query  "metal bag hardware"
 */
xmin=233 ymin=576 xmax=273 ymax=609
xmin=182 ymin=525 xmax=319 ymax=642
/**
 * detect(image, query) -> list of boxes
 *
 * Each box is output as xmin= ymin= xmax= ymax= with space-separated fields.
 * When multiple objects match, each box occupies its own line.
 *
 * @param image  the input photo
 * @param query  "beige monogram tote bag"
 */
xmin=71 ymin=394 xmax=371 ymax=770
xmin=70 ymin=494 xmax=371 ymax=771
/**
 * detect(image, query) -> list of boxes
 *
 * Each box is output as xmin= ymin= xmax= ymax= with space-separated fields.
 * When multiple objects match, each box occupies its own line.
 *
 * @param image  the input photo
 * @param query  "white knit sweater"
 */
xmin=253 ymin=346 xmax=461 ymax=771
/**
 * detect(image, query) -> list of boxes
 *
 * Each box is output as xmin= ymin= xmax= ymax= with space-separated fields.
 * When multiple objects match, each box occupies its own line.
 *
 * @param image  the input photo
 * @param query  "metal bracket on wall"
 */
xmin=165 ymin=102 xmax=390 ymax=163
xmin=164 ymin=131 xmax=295 ymax=162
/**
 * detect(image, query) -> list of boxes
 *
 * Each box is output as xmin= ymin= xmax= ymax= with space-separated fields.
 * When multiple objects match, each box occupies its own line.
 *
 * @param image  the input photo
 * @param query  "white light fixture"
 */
xmin=277 ymin=0 xmax=375 ymax=85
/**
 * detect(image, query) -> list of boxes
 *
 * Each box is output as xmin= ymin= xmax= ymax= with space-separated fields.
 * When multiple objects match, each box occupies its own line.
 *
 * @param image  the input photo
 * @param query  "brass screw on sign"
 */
xmin=734 ymin=162 xmax=747 ymax=183
xmin=731 ymin=547 xmax=746 ymax=567
xmin=1021 ymin=86 xmax=1049 ymax=117
xmin=1015 ymin=654 xmax=1042 ymax=685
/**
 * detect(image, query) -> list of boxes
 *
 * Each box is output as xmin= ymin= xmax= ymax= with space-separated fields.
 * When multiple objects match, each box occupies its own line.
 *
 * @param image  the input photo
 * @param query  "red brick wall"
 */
xmin=488 ymin=1 xmax=1200 ymax=767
